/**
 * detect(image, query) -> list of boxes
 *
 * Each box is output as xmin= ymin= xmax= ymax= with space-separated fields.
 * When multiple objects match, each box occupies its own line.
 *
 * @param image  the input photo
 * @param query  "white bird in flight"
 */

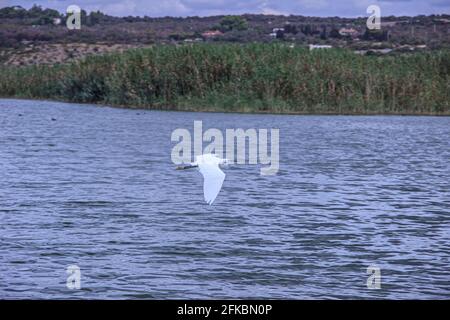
xmin=176 ymin=154 xmax=229 ymax=205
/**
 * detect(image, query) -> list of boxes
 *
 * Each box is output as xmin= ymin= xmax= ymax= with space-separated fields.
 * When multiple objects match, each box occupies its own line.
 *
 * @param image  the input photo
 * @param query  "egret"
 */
xmin=176 ymin=154 xmax=229 ymax=205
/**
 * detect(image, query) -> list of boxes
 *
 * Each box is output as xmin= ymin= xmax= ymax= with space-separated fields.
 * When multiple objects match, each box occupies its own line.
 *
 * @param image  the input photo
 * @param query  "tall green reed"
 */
xmin=0 ymin=44 xmax=448 ymax=114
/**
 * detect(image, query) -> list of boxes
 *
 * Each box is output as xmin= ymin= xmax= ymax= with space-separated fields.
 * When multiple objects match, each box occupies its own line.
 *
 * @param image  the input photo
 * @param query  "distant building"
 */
xmin=339 ymin=28 xmax=359 ymax=37
xmin=269 ymin=28 xmax=285 ymax=39
xmin=183 ymin=38 xmax=204 ymax=43
xmin=380 ymin=21 xmax=398 ymax=27
xmin=433 ymin=18 xmax=450 ymax=24
xmin=201 ymin=30 xmax=224 ymax=38
xmin=53 ymin=18 xmax=62 ymax=25
xmin=309 ymin=44 xmax=332 ymax=51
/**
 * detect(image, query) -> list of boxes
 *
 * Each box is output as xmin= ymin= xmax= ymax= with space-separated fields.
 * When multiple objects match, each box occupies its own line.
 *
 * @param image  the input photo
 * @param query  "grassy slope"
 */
xmin=0 ymin=44 xmax=449 ymax=114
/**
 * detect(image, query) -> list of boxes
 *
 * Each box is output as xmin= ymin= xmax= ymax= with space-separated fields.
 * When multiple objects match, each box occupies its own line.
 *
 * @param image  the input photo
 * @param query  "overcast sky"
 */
xmin=1 ymin=0 xmax=449 ymax=17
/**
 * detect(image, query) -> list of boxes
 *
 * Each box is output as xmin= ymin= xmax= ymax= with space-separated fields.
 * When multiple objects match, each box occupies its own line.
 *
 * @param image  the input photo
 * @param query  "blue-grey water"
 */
xmin=1 ymin=99 xmax=449 ymax=299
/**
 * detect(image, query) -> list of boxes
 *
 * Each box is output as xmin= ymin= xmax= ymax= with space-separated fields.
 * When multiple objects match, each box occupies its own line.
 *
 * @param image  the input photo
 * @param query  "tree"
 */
xmin=329 ymin=28 xmax=341 ymax=38
xmin=276 ymin=30 xmax=285 ymax=40
xmin=0 ymin=6 xmax=27 ymax=19
xmin=320 ymin=26 xmax=328 ymax=40
xmin=363 ymin=28 xmax=389 ymax=41
xmin=28 ymin=4 xmax=43 ymax=18
xmin=300 ymin=24 xmax=312 ymax=36
xmin=284 ymin=24 xmax=298 ymax=34
xmin=218 ymin=15 xmax=248 ymax=32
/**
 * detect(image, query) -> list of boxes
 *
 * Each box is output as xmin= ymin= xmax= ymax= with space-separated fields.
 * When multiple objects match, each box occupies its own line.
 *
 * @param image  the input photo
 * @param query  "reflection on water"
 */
xmin=0 ymin=99 xmax=449 ymax=299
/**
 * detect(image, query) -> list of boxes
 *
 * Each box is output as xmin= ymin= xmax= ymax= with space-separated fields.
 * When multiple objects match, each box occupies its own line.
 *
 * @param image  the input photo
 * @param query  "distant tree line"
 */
xmin=0 ymin=5 xmax=120 ymax=26
xmin=0 ymin=5 xmax=60 ymax=25
xmin=0 ymin=6 xmax=447 ymax=48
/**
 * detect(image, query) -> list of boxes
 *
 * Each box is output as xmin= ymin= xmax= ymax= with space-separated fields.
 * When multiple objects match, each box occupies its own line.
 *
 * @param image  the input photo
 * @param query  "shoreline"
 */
xmin=1 ymin=96 xmax=449 ymax=117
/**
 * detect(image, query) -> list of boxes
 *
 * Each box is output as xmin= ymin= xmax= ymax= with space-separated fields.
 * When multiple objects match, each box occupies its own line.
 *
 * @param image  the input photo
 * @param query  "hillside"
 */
xmin=0 ymin=5 xmax=449 ymax=66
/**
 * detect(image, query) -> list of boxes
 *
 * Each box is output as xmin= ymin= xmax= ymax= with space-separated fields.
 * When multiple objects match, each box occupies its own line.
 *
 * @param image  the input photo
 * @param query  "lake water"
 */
xmin=1 ymin=99 xmax=449 ymax=299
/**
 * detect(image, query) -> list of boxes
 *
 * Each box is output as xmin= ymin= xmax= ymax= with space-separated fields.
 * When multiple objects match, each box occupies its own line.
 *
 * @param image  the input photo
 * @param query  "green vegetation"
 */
xmin=216 ymin=16 xmax=249 ymax=32
xmin=0 ymin=5 xmax=60 ymax=24
xmin=0 ymin=44 xmax=449 ymax=114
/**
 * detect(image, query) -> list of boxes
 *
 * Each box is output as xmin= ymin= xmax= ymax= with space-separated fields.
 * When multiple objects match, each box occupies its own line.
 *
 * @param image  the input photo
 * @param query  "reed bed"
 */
xmin=0 ymin=44 xmax=448 ymax=114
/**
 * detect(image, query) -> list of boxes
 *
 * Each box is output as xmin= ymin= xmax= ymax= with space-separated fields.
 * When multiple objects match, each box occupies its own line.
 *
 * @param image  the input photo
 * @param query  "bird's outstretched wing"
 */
xmin=198 ymin=162 xmax=226 ymax=205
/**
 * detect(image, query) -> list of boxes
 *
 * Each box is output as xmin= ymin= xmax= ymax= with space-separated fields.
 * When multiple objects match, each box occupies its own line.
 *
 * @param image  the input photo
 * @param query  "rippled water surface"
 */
xmin=1 ymin=99 xmax=449 ymax=299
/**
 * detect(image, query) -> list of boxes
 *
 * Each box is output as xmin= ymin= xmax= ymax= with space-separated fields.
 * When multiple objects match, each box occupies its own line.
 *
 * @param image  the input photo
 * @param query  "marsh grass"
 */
xmin=0 ymin=44 xmax=449 ymax=114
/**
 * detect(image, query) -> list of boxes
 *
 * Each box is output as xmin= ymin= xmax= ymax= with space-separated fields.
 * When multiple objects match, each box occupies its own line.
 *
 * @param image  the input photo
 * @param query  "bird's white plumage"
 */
xmin=194 ymin=154 xmax=226 ymax=205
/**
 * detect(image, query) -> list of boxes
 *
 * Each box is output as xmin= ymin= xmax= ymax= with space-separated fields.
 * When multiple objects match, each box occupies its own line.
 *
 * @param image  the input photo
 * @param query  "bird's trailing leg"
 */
xmin=176 ymin=164 xmax=198 ymax=170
